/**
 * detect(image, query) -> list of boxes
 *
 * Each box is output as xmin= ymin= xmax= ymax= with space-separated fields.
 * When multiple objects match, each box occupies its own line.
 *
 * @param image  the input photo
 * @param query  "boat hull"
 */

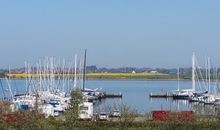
xmin=172 ymin=95 xmax=189 ymax=100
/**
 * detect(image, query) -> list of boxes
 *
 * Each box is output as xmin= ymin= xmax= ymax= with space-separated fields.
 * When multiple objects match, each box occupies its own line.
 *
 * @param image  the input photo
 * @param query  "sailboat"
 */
xmin=81 ymin=49 xmax=104 ymax=102
xmin=172 ymin=53 xmax=196 ymax=99
xmin=202 ymin=60 xmax=220 ymax=105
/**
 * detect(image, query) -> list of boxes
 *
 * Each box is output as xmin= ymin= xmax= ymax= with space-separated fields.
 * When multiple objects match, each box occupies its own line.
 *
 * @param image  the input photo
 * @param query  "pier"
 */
xmin=149 ymin=92 xmax=172 ymax=98
xmin=103 ymin=92 xmax=122 ymax=98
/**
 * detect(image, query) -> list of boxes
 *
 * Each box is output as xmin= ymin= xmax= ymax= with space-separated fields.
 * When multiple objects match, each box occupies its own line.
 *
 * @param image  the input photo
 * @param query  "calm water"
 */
xmin=0 ymin=79 xmax=216 ymax=115
xmin=86 ymin=80 xmax=192 ymax=114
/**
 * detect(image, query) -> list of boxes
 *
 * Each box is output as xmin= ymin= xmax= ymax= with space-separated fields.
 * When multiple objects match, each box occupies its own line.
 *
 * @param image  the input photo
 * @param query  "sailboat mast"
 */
xmin=208 ymin=57 xmax=211 ymax=93
xmin=177 ymin=67 xmax=180 ymax=91
xmin=82 ymin=49 xmax=87 ymax=91
xmin=7 ymin=66 xmax=14 ymax=100
xmin=192 ymin=53 xmax=196 ymax=91
xmin=74 ymin=54 xmax=77 ymax=89
xmin=205 ymin=56 xmax=208 ymax=87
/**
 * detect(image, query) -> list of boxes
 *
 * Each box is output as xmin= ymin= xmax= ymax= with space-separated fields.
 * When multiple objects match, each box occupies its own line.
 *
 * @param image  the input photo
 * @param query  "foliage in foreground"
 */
xmin=2 ymin=95 xmax=220 ymax=130
xmin=2 ymin=116 xmax=220 ymax=130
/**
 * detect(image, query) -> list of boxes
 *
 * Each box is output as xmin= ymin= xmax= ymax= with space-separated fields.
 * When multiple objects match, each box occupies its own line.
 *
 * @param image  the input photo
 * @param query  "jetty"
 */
xmin=149 ymin=92 xmax=172 ymax=98
xmin=103 ymin=92 xmax=122 ymax=98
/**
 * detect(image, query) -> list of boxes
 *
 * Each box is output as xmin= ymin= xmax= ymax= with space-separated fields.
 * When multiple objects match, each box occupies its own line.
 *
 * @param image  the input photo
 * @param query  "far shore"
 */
xmin=3 ymin=72 xmax=215 ymax=81
xmin=0 ymin=77 xmax=192 ymax=81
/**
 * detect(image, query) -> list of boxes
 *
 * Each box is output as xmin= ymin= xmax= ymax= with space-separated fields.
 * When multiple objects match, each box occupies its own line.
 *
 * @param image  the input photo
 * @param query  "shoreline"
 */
xmin=0 ymin=77 xmax=191 ymax=81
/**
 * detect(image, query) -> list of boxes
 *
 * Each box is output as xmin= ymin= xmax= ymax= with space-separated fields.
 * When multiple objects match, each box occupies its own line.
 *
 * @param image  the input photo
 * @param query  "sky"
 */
xmin=0 ymin=0 xmax=220 ymax=68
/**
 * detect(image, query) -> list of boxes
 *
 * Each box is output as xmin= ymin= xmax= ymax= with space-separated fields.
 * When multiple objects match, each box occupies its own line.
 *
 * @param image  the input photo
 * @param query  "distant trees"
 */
xmin=0 ymin=74 xmax=5 ymax=78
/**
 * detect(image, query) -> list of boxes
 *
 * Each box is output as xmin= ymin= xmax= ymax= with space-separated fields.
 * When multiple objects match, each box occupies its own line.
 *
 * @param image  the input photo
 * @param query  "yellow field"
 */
xmin=87 ymin=72 xmax=168 ymax=76
xmin=7 ymin=73 xmax=47 ymax=78
xmin=6 ymin=72 xmax=169 ymax=79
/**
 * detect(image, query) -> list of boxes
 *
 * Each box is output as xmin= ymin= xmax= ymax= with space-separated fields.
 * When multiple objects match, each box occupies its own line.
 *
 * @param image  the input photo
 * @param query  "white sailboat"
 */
xmin=172 ymin=53 xmax=196 ymax=99
xmin=188 ymin=56 xmax=220 ymax=105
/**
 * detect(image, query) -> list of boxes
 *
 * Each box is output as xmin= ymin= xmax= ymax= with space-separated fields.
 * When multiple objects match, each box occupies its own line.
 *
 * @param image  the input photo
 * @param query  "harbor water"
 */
xmin=0 ymin=79 xmax=217 ymax=115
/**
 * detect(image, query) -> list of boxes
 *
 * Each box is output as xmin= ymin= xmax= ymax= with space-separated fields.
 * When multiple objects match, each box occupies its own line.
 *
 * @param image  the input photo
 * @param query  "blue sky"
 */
xmin=0 ymin=1 xmax=220 ymax=68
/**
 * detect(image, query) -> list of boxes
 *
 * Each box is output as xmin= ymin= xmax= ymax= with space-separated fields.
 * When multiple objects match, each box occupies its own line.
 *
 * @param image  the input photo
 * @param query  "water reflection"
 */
xmin=149 ymin=97 xmax=220 ymax=116
xmin=190 ymin=102 xmax=220 ymax=116
xmin=94 ymin=98 xmax=123 ymax=113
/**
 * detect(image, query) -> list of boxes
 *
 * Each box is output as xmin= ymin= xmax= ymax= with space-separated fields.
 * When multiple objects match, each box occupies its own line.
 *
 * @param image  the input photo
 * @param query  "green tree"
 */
xmin=65 ymin=88 xmax=83 ymax=129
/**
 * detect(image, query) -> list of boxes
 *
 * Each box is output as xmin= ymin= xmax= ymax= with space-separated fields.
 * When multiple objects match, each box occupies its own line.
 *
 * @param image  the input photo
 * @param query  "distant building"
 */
xmin=132 ymin=71 xmax=136 ymax=74
xmin=150 ymin=71 xmax=158 ymax=73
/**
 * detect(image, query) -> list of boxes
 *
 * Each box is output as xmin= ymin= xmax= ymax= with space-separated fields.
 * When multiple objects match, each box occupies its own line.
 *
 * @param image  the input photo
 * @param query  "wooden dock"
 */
xmin=103 ymin=92 xmax=122 ymax=98
xmin=149 ymin=92 xmax=172 ymax=98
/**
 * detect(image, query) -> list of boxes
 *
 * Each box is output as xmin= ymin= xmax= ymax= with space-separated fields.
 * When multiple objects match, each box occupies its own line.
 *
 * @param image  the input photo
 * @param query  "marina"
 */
xmin=0 ymin=51 xmax=219 ymax=126
xmin=0 ymin=51 xmax=125 ymax=120
xmin=2 ymin=79 xmax=220 ymax=115
xmin=1 ymin=53 xmax=220 ymax=118
xmin=148 ymin=53 xmax=220 ymax=115
xmin=0 ymin=0 xmax=219 ymax=129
